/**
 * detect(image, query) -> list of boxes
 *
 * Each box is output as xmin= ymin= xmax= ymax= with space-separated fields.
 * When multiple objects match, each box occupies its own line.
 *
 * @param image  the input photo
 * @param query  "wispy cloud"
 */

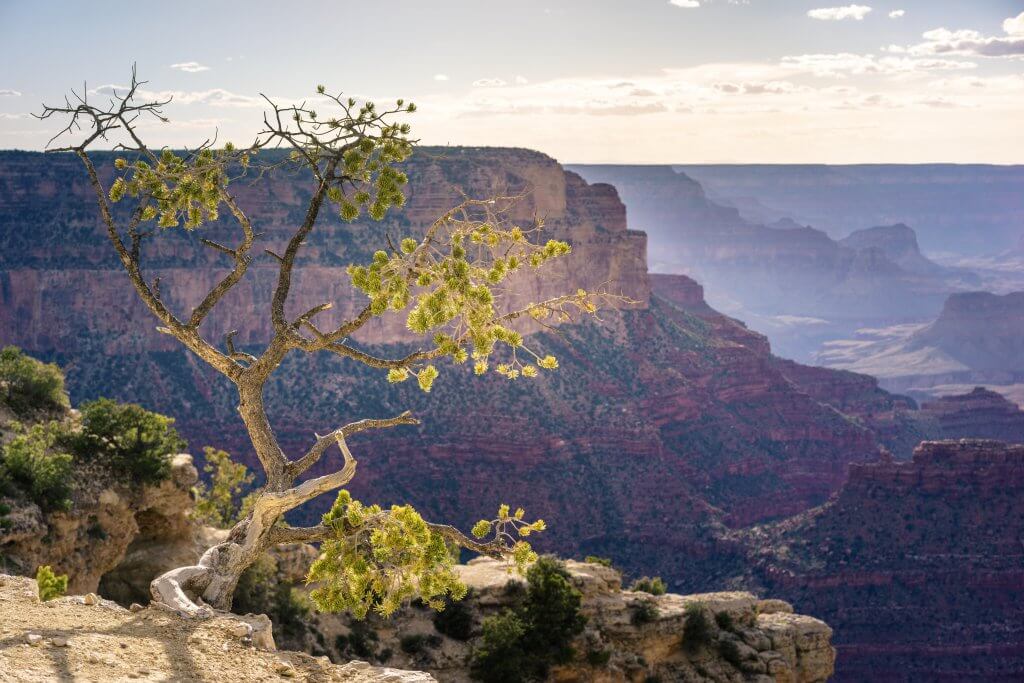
xmin=807 ymin=5 xmax=872 ymax=21
xmin=170 ymin=62 xmax=211 ymax=73
xmin=472 ymin=78 xmax=508 ymax=87
xmin=90 ymin=84 xmax=261 ymax=107
xmin=782 ymin=53 xmax=975 ymax=77
xmin=434 ymin=74 xmax=450 ymax=81
xmin=0 ymin=89 xmax=21 ymax=97
xmin=889 ymin=9 xmax=905 ymax=19
xmin=668 ymin=0 xmax=700 ymax=8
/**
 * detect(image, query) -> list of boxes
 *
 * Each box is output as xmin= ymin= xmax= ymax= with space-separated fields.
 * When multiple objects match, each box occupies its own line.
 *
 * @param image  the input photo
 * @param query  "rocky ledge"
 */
xmin=311 ymin=557 xmax=835 ymax=683
xmin=0 ymin=573 xmax=434 ymax=682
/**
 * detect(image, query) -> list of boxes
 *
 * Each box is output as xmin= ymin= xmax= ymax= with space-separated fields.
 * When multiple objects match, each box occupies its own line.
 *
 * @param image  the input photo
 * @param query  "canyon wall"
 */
xmin=746 ymin=440 xmax=1024 ymax=681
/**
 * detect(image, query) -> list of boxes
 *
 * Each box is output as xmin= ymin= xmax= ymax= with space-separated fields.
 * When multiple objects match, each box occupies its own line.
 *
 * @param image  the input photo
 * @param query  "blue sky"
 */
xmin=1 ymin=1 xmax=1022 ymax=162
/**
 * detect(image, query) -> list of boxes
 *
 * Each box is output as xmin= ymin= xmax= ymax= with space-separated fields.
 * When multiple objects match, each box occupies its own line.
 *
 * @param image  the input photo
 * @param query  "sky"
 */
xmin=1 ymin=0 xmax=1022 ymax=163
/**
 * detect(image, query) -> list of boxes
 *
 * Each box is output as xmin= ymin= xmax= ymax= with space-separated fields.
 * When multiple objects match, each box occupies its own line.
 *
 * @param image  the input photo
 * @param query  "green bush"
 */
xmin=630 ymin=576 xmax=667 ymax=596
xmin=631 ymin=598 xmax=660 ymax=625
xmin=433 ymin=592 xmax=475 ymax=640
xmin=0 ymin=347 xmax=68 ymax=417
xmin=583 ymin=555 xmax=613 ymax=567
xmin=36 ymin=565 xmax=68 ymax=602
xmin=470 ymin=557 xmax=586 ymax=682
xmin=586 ymin=649 xmax=612 ymax=667
xmin=715 ymin=610 xmax=735 ymax=632
xmin=683 ymin=603 xmax=714 ymax=652
xmin=67 ymin=398 xmax=185 ymax=484
xmin=719 ymin=638 xmax=744 ymax=668
xmin=2 ymin=422 xmax=74 ymax=511
xmin=399 ymin=633 xmax=442 ymax=655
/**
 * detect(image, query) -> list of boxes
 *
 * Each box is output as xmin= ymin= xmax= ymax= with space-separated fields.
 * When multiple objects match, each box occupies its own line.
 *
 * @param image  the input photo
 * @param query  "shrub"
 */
xmin=584 ymin=555 xmax=613 ymax=567
xmin=399 ymin=633 xmax=442 ymax=655
xmin=470 ymin=557 xmax=586 ymax=682
xmin=586 ymin=649 xmax=612 ymax=667
xmin=36 ymin=565 xmax=68 ymax=602
xmin=193 ymin=446 xmax=255 ymax=528
xmin=433 ymin=592 xmax=475 ymax=640
xmin=67 ymin=398 xmax=185 ymax=484
xmin=0 ymin=347 xmax=68 ymax=417
xmin=682 ymin=603 xmax=714 ymax=652
xmin=630 ymin=576 xmax=667 ymax=596
xmin=2 ymin=422 xmax=74 ymax=511
xmin=715 ymin=610 xmax=735 ymax=632
xmin=631 ymin=598 xmax=660 ymax=625
xmin=719 ymin=638 xmax=744 ymax=668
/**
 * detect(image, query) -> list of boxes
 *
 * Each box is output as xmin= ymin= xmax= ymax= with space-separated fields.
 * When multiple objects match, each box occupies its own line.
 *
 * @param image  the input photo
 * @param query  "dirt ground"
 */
xmin=0 ymin=574 xmax=433 ymax=683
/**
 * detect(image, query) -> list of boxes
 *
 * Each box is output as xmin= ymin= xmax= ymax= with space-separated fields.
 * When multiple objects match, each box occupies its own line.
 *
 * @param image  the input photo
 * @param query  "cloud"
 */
xmin=0 ymin=89 xmax=21 ymax=97
xmin=1004 ymin=11 xmax=1024 ymax=36
xmin=899 ymin=13 xmax=1024 ymax=58
xmin=889 ymin=9 xmax=905 ymax=19
xmin=807 ymin=5 xmax=872 ymax=21
xmin=472 ymin=78 xmax=508 ymax=87
xmin=434 ymin=74 xmax=450 ymax=81
xmin=781 ymin=53 xmax=975 ymax=76
xmin=668 ymin=0 xmax=700 ymax=7
xmin=170 ymin=62 xmax=211 ymax=73
xmin=90 ymin=84 xmax=262 ymax=107
xmin=514 ymin=75 xmax=529 ymax=85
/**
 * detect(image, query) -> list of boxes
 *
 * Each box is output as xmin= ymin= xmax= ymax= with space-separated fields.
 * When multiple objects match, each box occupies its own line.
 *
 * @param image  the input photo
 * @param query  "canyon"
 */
xmin=3 ymin=148 xmax=1024 ymax=680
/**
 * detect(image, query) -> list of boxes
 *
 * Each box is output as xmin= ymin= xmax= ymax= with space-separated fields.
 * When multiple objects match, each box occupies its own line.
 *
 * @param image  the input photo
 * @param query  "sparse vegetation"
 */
xmin=586 ymin=648 xmax=612 ymax=667
xmin=1 ymin=422 xmax=74 ymax=511
xmin=584 ymin=555 xmax=613 ymax=567
xmin=67 ymin=398 xmax=185 ymax=485
xmin=35 ymin=565 xmax=68 ymax=601
xmin=631 ymin=598 xmax=660 ymax=625
xmin=683 ymin=603 xmax=714 ymax=652
xmin=715 ymin=610 xmax=735 ymax=632
xmin=193 ymin=447 xmax=255 ymax=528
xmin=0 ymin=346 xmax=68 ymax=417
xmin=433 ymin=592 xmax=475 ymax=640
xmin=470 ymin=557 xmax=586 ymax=682
xmin=630 ymin=576 xmax=667 ymax=595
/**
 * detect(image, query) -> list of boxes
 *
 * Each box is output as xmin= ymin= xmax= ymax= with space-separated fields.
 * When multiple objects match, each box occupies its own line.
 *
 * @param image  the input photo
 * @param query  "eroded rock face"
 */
xmin=288 ymin=557 xmax=834 ymax=683
xmin=0 ymin=453 xmax=200 ymax=600
xmin=745 ymin=440 xmax=1024 ymax=681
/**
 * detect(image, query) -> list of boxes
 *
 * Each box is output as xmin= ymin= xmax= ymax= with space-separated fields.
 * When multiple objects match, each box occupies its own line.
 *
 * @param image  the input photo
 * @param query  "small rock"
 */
xmin=51 ymin=636 xmax=69 ymax=648
xmin=87 ymin=654 xmax=100 ymax=664
xmin=25 ymin=634 xmax=43 ymax=646
xmin=130 ymin=603 xmax=145 ymax=612
xmin=273 ymin=659 xmax=296 ymax=677
xmin=228 ymin=622 xmax=252 ymax=638
xmin=222 ymin=642 xmax=231 ymax=652
xmin=83 ymin=593 xmax=99 ymax=606
xmin=120 ymin=642 xmax=129 ymax=649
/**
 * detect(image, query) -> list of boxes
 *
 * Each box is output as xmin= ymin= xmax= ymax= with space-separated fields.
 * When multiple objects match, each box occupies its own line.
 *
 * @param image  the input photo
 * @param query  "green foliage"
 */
xmin=0 ymin=346 xmax=68 ymax=417
xmin=583 ymin=555 xmax=613 ymax=567
xmin=715 ymin=610 xmax=735 ymax=632
xmin=586 ymin=649 xmax=612 ymax=667
xmin=335 ymin=622 xmax=380 ymax=660
xmin=344 ymin=199 xmax=604 ymax=392
xmin=35 ymin=565 xmax=68 ymax=602
xmin=307 ymin=490 xmax=467 ymax=617
xmin=470 ymin=557 xmax=586 ymax=683
xmin=1 ymin=421 xmax=74 ymax=511
xmin=399 ymin=633 xmax=442 ymax=655
xmin=193 ymin=447 xmax=255 ymax=528
xmin=67 ymin=398 xmax=185 ymax=484
xmin=630 ymin=598 xmax=660 ymax=625
xmin=630 ymin=576 xmax=667 ymax=596
xmin=683 ymin=603 xmax=714 ymax=652
xmin=432 ymin=593 xmax=475 ymax=641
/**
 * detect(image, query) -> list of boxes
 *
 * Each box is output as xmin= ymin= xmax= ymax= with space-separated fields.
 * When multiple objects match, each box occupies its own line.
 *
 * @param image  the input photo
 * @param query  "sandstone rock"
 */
xmin=83 ymin=593 xmax=98 ymax=605
xmin=51 ymin=636 xmax=68 ymax=647
xmin=25 ymin=633 xmax=42 ymax=646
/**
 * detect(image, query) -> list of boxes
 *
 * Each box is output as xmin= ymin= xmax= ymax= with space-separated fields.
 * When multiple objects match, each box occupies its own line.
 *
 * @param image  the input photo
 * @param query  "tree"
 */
xmin=193 ymin=447 xmax=256 ymax=528
xmin=37 ymin=68 xmax=615 ymax=617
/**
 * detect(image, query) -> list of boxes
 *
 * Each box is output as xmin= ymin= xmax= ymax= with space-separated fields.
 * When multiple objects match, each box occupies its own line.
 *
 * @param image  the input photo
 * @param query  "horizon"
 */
xmin=2 ymin=1 xmax=1023 ymax=164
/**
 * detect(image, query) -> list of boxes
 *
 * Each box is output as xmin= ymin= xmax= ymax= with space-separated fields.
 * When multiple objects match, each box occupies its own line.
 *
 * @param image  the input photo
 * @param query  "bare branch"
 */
xmin=289 ymin=410 xmax=419 ymax=477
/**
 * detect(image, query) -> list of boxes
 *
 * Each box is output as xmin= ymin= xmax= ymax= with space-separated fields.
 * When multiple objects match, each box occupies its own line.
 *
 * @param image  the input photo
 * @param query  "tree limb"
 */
xmin=288 ymin=410 xmax=419 ymax=477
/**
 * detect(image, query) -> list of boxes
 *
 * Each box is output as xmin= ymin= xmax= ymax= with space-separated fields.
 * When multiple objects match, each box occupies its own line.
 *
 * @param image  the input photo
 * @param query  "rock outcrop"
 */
xmin=743 ymin=440 xmax=1024 ymax=681
xmin=0 ymin=573 xmax=434 ymax=682
xmin=270 ymin=555 xmax=834 ymax=683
